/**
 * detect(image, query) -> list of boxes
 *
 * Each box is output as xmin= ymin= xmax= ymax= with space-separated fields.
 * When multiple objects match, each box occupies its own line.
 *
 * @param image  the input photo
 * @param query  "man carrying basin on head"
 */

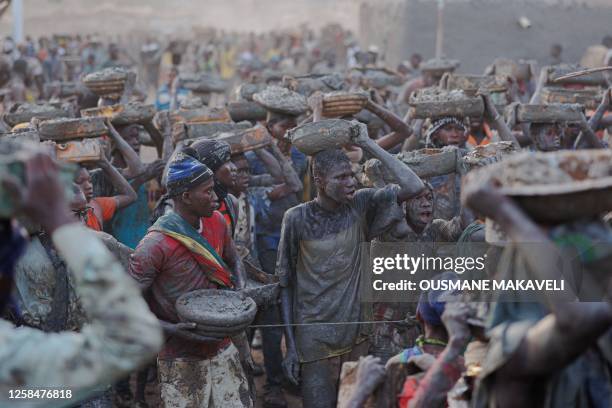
xmin=276 ymin=121 xmax=426 ymax=408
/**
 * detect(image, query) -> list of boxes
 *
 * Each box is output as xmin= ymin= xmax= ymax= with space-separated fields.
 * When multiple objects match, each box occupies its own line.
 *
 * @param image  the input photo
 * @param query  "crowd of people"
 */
xmin=0 ymin=19 xmax=611 ymax=408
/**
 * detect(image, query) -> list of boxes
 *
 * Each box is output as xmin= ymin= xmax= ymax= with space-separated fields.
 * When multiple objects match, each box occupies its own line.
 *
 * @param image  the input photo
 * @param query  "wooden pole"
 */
xmin=435 ymin=0 xmax=445 ymax=58
xmin=552 ymin=66 xmax=612 ymax=82
xmin=12 ymin=0 xmax=23 ymax=43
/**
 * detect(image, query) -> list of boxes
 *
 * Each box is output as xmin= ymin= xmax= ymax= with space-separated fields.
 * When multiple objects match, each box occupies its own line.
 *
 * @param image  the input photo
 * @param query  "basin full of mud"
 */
xmin=464 ymin=149 xmax=612 ymax=222
xmin=253 ymin=86 xmax=309 ymax=116
xmin=176 ymin=289 xmax=257 ymax=338
xmin=286 ymin=119 xmax=361 ymax=155
xmin=409 ymin=88 xmax=484 ymax=119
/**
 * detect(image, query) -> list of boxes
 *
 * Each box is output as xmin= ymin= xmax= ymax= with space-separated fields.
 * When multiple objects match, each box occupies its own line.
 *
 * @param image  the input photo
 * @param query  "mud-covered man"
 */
xmin=276 ymin=124 xmax=425 ymax=408
xmin=129 ymin=154 xmax=251 ymax=407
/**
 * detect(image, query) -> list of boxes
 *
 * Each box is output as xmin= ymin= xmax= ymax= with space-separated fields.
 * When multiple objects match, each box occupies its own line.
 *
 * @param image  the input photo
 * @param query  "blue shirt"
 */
xmin=155 ymin=84 xmax=190 ymax=111
xmin=244 ymin=147 xmax=307 ymax=251
xmin=110 ymin=185 xmax=150 ymax=249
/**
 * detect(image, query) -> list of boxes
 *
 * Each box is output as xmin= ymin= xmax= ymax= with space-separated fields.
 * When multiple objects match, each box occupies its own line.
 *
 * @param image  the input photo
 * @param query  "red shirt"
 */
xmin=217 ymin=200 xmax=234 ymax=233
xmin=129 ymin=211 xmax=232 ymax=359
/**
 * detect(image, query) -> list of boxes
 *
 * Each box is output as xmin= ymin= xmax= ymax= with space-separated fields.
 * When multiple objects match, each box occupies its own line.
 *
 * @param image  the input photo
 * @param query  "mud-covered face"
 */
xmin=318 ymin=161 xmax=356 ymax=205
xmin=406 ymin=188 xmax=434 ymax=230
xmin=533 ymin=123 xmax=562 ymax=151
xmin=435 ymin=123 xmax=467 ymax=147
xmin=215 ymin=161 xmax=237 ymax=190
xmin=120 ymin=126 xmax=141 ymax=154
xmin=232 ymin=156 xmax=250 ymax=194
xmin=181 ymin=178 xmax=218 ymax=218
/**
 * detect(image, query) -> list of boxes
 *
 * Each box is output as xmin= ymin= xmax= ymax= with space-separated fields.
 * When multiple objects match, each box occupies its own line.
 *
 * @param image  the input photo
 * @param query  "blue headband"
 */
xmin=164 ymin=153 xmax=213 ymax=197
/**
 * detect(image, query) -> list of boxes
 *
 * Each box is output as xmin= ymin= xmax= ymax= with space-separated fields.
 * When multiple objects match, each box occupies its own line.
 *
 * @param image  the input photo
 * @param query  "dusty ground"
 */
xmin=252 ymin=347 xmax=303 ymax=408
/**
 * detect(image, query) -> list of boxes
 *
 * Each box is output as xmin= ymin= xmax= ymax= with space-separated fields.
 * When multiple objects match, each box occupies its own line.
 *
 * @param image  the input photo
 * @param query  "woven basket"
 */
xmin=322 ymin=91 xmax=368 ymax=118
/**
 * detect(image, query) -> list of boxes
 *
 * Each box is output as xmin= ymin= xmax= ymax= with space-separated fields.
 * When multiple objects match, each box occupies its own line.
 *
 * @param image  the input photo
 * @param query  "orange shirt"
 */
xmin=85 ymin=197 xmax=117 ymax=231
xmin=467 ymin=123 xmax=493 ymax=147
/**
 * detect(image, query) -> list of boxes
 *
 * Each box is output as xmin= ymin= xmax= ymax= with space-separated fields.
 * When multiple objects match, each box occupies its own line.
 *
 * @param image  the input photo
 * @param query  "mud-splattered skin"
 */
xmin=405 ymin=187 xmax=434 ymax=233
xmin=276 ymin=162 xmax=404 ymax=407
xmin=531 ymin=123 xmax=563 ymax=151
xmin=432 ymin=123 xmax=468 ymax=147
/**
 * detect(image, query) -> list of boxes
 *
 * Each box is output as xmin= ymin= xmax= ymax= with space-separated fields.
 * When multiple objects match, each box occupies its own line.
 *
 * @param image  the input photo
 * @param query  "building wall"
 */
xmin=360 ymin=0 xmax=612 ymax=72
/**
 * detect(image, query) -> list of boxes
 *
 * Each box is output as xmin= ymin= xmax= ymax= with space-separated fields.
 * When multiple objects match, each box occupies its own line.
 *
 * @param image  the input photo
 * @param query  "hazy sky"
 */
xmin=0 ymin=0 xmax=362 ymax=37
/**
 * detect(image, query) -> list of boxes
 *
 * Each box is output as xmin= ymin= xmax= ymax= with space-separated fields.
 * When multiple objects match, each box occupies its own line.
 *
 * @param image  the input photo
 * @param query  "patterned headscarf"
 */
xmin=186 ymin=139 xmax=232 ymax=200
xmin=426 ymin=116 xmax=466 ymax=147
xmin=188 ymin=139 xmax=232 ymax=173
xmin=164 ymin=152 xmax=213 ymax=197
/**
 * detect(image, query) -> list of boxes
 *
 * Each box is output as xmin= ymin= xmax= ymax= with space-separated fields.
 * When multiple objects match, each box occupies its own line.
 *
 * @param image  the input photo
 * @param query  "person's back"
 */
xmin=0 ymin=152 xmax=162 ymax=406
xmin=463 ymin=176 xmax=612 ymax=408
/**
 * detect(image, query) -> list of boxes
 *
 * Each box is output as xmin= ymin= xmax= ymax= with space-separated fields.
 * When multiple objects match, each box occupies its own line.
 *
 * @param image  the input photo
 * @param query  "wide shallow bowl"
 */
xmin=351 ymin=67 xmax=404 ymax=89
xmin=176 ymin=289 xmax=257 ymax=337
xmin=286 ymin=119 xmax=360 ymax=156
xmin=171 ymin=107 xmax=232 ymax=125
xmin=4 ymin=103 xmax=70 ymax=127
xmin=397 ymin=147 xmax=458 ymax=178
xmin=236 ymin=83 xmax=266 ymax=102
xmin=282 ymin=73 xmax=346 ymax=96
xmin=409 ymin=88 xmax=484 ymax=119
xmin=227 ymin=101 xmax=268 ymax=122
xmin=506 ymin=103 xmax=584 ymax=124
xmin=214 ymin=125 xmax=272 ymax=154
xmin=441 ymin=74 xmax=509 ymax=94
xmin=461 ymin=141 xmax=518 ymax=172
xmin=184 ymin=121 xmax=251 ymax=141
xmin=546 ymin=64 xmax=608 ymax=87
xmin=82 ymin=68 xmax=128 ymax=97
xmin=464 ymin=149 xmax=612 ymax=222
xmin=541 ymin=87 xmax=602 ymax=110
xmin=81 ymin=102 xmax=155 ymax=125
xmin=38 ymin=117 xmax=107 ymax=141
xmin=253 ymin=86 xmax=308 ymax=116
